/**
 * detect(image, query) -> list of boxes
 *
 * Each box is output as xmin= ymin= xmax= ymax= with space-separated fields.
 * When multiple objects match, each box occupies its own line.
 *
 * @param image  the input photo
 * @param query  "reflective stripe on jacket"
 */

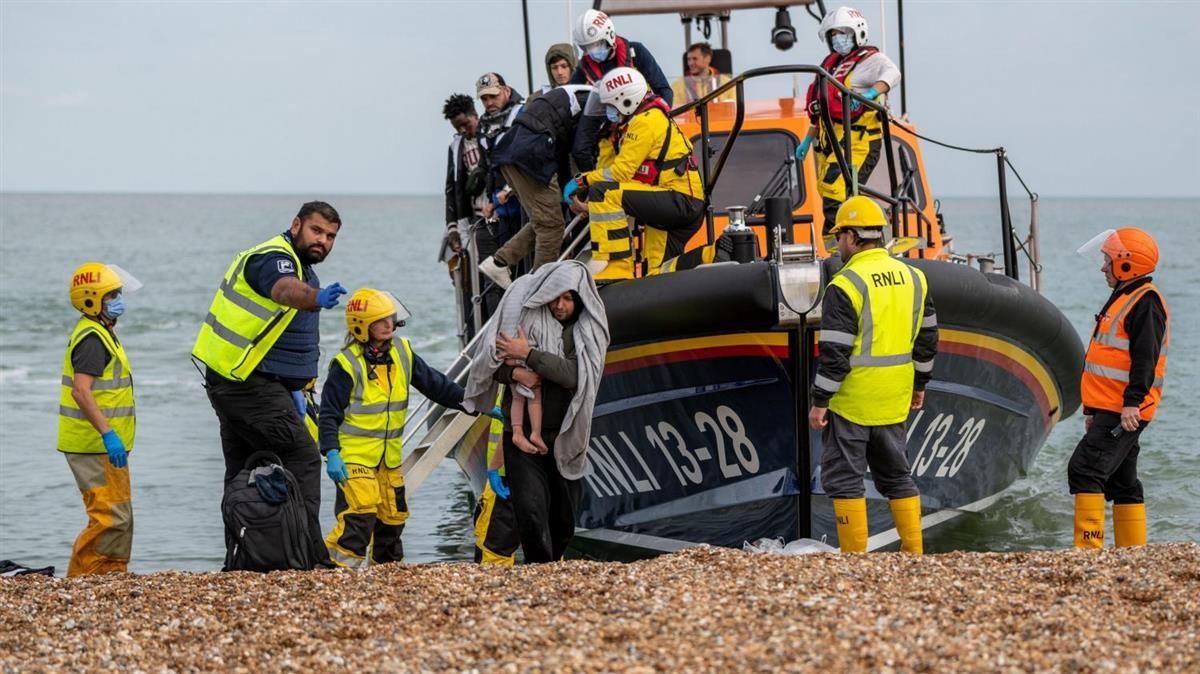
xmin=58 ymin=317 xmax=135 ymax=453
xmin=1082 ymin=282 xmax=1169 ymax=419
xmin=192 ymin=235 xmax=303 ymax=381
xmin=822 ymin=248 xmax=927 ymax=425
xmin=582 ymin=102 xmax=703 ymax=198
xmin=333 ymin=338 xmax=414 ymax=468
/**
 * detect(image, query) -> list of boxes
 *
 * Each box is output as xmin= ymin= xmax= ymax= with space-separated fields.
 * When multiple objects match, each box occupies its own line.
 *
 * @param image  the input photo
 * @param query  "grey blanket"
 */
xmin=462 ymin=260 xmax=610 ymax=479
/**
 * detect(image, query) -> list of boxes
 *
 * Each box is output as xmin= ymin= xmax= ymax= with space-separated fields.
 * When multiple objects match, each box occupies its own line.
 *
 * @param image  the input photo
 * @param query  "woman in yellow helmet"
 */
xmin=317 ymin=288 xmax=467 ymax=567
xmin=58 ymin=262 xmax=141 ymax=575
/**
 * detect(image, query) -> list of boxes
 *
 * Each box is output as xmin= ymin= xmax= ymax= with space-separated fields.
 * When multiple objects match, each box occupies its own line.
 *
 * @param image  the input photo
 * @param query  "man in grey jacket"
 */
xmin=494 ymin=290 xmax=582 ymax=562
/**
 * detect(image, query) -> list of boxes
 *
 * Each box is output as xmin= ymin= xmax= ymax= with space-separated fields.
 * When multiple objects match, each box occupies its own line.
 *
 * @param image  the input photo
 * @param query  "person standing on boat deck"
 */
xmin=476 ymin=73 xmax=525 ymax=250
xmin=1069 ymin=228 xmax=1168 ymax=550
xmin=442 ymin=93 xmax=486 ymax=260
xmin=568 ymin=9 xmax=673 ymax=175
xmin=192 ymin=201 xmax=347 ymax=568
xmin=569 ymin=67 xmax=705 ymax=282
xmin=808 ymin=197 xmax=937 ymax=555
xmin=532 ymin=43 xmax=578 ymax=97
xmin=318 ymin=289 xmax=466 ymax=567
xmin=797 ymin=7 xmax=901 ymax=232
xmin=59 ymin=262 xmax=140 ymax=576
xmin=671 ymin=42 xmax=734 ymax=105
xmin=478 ymin=84 xmax=595 ymax=289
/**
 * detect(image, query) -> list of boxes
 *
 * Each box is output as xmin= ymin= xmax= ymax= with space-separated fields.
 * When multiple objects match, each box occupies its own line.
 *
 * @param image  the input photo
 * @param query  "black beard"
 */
xmin=299 ymin=245 xmax=326 ymax=264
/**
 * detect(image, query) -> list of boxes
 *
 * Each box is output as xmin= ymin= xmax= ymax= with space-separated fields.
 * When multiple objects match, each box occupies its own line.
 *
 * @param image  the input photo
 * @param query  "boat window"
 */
xmin=690 ymin=130 xmax=804 ymax=215
xmin=864 ymin=137 xmax=927 ymax=211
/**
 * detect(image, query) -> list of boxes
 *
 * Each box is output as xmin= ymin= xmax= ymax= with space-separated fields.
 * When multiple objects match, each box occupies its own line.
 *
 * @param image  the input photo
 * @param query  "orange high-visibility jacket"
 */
xmin=1081 ymin=282 xmax=1169 ymax=420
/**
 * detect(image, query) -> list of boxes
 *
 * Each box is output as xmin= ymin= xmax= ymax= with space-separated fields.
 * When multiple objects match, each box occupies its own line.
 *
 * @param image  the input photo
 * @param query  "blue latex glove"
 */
xmin=488 ymin=405 xmax=505 ymax=421
xmin=487 ymin=468 xmax=510 ymax=500
xmin=795 ymin=135 xmax=813 ymax=161
xmin=849 ymin=87 xmax=879 ymax=113
xmin=291 ymin=390 xmax=306 ymax=418
xmin=562 ymin=179 xmax=578 ymax=203
xmin=316 ymin=282 xmax=347 ymax=309
xmin=325 ymin=449 xmax=349 ymax=485
xmin=101 ymin=430 xmax=127 ymax=469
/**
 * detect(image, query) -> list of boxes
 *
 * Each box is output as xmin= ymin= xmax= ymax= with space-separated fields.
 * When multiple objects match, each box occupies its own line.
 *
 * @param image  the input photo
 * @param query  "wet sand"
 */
xmin=2 ymin=543 xmax=1197 ymax=673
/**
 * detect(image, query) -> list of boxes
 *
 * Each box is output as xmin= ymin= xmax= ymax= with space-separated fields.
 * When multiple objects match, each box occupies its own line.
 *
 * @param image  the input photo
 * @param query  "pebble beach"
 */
xmin=2 ymin=543 xmax=1197 ymax=673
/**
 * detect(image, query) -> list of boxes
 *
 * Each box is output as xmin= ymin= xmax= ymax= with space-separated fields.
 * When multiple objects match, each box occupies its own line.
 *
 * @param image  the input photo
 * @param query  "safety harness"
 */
xmin=628 ymin=96 xmax=697 ymax=186
xmin=805 ymin=46 xmax=880 ymax=124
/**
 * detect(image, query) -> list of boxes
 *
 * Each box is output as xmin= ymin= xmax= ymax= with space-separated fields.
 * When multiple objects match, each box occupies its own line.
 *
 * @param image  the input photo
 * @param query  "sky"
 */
xmin=1 ymin=0 xmax=1197 ymax=197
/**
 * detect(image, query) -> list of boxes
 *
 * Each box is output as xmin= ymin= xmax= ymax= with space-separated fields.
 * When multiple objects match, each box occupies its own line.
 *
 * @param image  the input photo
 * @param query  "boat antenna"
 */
xmin=897 ymin=0 xmax=908 ymax=115
xmin=521 ymin=0 xmax=534 ymax=95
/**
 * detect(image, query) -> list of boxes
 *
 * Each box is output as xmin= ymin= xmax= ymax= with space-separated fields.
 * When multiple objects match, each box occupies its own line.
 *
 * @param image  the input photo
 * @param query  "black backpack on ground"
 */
xmin=222 ymin=451 xmax=315 ymax=572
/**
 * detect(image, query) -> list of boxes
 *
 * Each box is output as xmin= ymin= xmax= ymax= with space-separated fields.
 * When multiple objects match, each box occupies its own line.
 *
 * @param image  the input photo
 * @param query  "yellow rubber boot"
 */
xmin=832 ymin=497 xmax=868 ymax=553
xmin=888 ymin=495 xmax=924 ymax=555
xmin=1073 ymin=493 xmax=1106 ymax=549
xmin=592 ymin=256 xmax=635 ymax=282
xmin=1113 ymin=503 xmax=1147 ymax=547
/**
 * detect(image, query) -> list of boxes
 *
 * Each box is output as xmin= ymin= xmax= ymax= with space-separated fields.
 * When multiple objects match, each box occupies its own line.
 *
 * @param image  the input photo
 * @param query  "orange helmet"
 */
xmin=1102 ymin=227 xmax=1158 ymax=281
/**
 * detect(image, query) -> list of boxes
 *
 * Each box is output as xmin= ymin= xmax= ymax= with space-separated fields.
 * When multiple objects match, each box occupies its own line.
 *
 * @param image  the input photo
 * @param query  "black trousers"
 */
xmin=504 ymin=430 xmax=581 ymax=563
xmin=206 ymin=372 xmax=331 ymax=566
xmin=1068 ymin=410 xmax=1146 ymax=504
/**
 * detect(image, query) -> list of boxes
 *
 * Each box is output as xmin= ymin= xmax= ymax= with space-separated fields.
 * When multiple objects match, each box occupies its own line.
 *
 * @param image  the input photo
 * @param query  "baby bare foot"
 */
xmin=531 ymin=432 xmax=550 ymax=454
xmin=512 ymin=428 xmax=540 ymax=454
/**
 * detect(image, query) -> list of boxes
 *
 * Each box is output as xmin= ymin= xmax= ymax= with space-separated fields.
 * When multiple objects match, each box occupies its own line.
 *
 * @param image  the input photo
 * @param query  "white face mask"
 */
xmin=831 ymin=32 xmax=855 ymax=55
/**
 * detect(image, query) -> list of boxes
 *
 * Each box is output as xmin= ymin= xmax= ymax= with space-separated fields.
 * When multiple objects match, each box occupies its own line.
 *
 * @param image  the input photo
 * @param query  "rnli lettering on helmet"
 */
xmin=72 ymin=271 xmax=101 ymax=287
xmin=848 ymin=8 xmax=864 ymax=19
xmin=606 ymin=73 xmax=633 ymax=91
xmin=592 ymin=11 xmax=608 ymax=27
xmin=347 ymin=298 xmax=368 ymax=313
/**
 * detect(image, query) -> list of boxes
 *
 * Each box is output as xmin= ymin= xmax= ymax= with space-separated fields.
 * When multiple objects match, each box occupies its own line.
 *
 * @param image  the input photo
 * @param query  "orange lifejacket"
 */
xmin=1081 ymin=282 xmax=1169 ymax=420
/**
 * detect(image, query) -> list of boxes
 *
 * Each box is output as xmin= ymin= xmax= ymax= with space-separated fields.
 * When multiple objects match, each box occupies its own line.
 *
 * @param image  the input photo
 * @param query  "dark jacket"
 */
xmin=444 ymin=133 xmax=482 ymax=228
xmin=494 ymin=313 xmax=578 ymax=433
xmin=1085 ymin=276 xmax=1167 ymax=413
xmin=493 ymin=86 xmax=592 ymax=186
xmin=568 ymin=39 xmax=672 ymax=105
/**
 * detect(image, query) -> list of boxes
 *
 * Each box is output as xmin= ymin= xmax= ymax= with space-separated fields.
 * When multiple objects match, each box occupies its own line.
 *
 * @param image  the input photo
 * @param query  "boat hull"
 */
xmin=453 ymin=259 xmax=1084 ymax=557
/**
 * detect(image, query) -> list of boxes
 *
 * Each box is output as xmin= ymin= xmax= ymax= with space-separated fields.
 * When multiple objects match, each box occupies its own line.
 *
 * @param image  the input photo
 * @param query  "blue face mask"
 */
xmin=604 ymin=105 xmax=622 ymax=123
xmin=586 ymin=45 xmax=611 ymax=62
xmin=103 ymin=295 xmax=125 ymax=319
xmin=831 ymin=33 xmax=855 ymax=56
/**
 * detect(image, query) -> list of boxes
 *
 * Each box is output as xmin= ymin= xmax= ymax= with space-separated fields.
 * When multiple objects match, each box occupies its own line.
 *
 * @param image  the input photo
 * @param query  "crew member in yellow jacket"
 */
xmin=58 ymin=262 xmax=141 ymax=575
xmin=808 ymin=197 xmax=938 ymax=554
xmin=318 ymin=289 xmax=467 ymax=567
xmin=566 ymin=67 xmax=705 ymax=281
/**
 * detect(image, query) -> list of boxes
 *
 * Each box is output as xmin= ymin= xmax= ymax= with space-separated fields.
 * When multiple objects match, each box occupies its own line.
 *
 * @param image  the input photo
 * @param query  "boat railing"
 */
xmin=671 ymin=64 xmax=1042 ymax=290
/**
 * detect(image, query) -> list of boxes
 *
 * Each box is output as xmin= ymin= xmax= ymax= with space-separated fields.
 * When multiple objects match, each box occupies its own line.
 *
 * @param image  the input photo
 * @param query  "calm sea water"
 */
xmin=0 ymin=194 xmax=1195 ymax=572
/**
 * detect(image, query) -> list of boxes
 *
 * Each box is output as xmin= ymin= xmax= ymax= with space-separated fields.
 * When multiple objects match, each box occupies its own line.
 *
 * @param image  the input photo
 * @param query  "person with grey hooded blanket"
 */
xmin=463 ymin=261 xmax=609 ymax=562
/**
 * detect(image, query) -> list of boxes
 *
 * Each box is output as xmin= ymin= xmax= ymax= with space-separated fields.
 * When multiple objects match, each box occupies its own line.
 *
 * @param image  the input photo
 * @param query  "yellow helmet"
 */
xmin=345 ymin=288 xmax=410 ymax=341
xmin=69 ymin=262 xmax=124 ymax=316
xmin=829 ymin=196 xmax=887 ymax=238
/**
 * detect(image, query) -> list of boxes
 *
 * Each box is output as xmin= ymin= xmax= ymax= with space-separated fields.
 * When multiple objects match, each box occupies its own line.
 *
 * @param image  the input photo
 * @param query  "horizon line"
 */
xmin=2 ymin=190 xmax=1198 ymax=200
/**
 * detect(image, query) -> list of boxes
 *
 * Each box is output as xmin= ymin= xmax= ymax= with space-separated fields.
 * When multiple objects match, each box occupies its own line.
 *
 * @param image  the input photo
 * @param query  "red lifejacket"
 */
xmin=621 ymin=96 xmax=696 ymax=186
xmin=805 ymin=46 xmax=879 ymax=123
xmin=580 ymin=36 xmax=636 ymax=84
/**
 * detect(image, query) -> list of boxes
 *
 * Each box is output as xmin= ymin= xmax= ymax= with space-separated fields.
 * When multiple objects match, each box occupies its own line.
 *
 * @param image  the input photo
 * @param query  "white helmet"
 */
xmin=818 ymin=6 xmax=869 ymax=48
xmin=574 ymin=10 xmax=616 ymax=48
xmin=597 ymin=67 xmax=648 ymax=116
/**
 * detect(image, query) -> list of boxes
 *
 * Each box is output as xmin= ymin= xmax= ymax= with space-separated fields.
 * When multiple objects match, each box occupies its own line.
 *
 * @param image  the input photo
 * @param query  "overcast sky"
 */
xmin=1 ymin=0 xmax=1197 ymax=197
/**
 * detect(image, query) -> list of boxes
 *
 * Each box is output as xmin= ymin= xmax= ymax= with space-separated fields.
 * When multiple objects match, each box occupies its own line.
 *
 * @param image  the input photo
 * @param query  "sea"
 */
xmin=0 ymin=194 xmax=1196 ymax=572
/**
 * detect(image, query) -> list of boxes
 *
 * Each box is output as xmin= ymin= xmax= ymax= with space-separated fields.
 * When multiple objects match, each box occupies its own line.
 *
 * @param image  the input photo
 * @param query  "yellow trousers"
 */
xmin=587 ymin=180 xmax=705 ymax=273
xmin=473 ymin=483 xmax=518 ymax=566
xmin=325 ymin=463 xmax=408 ymax=568
xmin=64 ymin=453 xmax=132 ymax=576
